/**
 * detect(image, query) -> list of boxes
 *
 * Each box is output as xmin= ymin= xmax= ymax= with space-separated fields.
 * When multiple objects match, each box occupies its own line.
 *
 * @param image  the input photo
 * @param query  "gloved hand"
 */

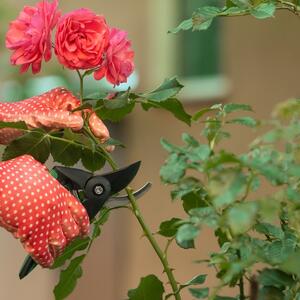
xmin=0 ymin=155 xmax=90 ymax=267
xmin=0 ymin=87 xmax=109 ymax=145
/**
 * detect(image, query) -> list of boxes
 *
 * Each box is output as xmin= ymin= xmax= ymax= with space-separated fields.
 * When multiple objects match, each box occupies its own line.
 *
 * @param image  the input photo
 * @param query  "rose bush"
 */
xmin=6 ymin=1 xmax=300 ymax=300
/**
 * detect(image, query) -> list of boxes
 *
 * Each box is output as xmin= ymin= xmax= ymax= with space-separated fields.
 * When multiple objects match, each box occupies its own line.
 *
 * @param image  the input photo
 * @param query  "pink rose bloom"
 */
xmin=55 ymin=8 xmax=109 ymax=70
xmin=6 ymin=0 xmax=60 ymax=74
xmin=94 ymin=28 xmax=134 ymax=86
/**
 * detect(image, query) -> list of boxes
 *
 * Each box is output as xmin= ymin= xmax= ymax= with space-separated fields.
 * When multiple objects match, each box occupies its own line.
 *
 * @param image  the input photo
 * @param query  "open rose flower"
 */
xmin=94 ymin=28 xmax=134 ymax=86
xmin=55 ymin=8 xmax=109 ymax=70
xmin=6 ymin=0 xmax=60 ymax=74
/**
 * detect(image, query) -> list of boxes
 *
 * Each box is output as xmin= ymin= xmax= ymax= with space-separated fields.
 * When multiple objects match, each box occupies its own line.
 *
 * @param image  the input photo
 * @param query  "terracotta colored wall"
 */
xmin=1 ymin=1 xmax=300 ymax=299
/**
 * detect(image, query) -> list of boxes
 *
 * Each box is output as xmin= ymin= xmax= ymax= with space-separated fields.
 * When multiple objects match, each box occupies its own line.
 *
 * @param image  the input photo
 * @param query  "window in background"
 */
xmin=179 ymin=0 xmax=230 ymax=102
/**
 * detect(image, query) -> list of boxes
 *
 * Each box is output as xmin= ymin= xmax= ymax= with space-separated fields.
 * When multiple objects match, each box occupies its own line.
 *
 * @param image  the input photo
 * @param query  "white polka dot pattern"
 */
xmin=0 ymin=155 xmax=90 ymax=267
xmin=0 ymin=87 xmax=110 ymax=145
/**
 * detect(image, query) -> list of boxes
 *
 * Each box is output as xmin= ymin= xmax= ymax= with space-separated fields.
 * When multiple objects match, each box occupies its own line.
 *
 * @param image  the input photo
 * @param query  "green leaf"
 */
xmin=215 ymin=297 xmax=237 ymax=300
xmin=160 ymin=138 xmax=182 ymax=153
xmin=71 ymin=102 xmax=92 ymax=112
xmin=171 ymin=177 xmax=203 ymax=201
xmin=50 ymin=132 xmax=82 ymax=166
xmin=81 ymin=145 xmax=106 ymax=172
xmin=54 ymin=255 xmax=85 ymax=300
xmin=160 ymin=153 xmax=186 ymax=184
xmin=223 ymin=6 xmax=249 ymax=15
xmin=0 ymin=121 xmax=27 ymax=130
xmin=192 ymin=17 xmax=214 ymax=32
xmin=188 ymin=287 xmax=209 ymax=299
xmin=142 ymin=98 xmax=191 ymax=125
xmin=204 ymin=151 xmax=241 ymax=170
xmin=264 ymin=240 xmax=292 ymax=265
xmin=180 ymin=274 xmax=207 ymax=290
xmin=241 ymin=154 xmax=286 ymax=185
xmin=258 ymin=269 xmax=294 ymax=289
xmin=185 ymin=144 xmax=211 ymax=162
xmin=213 ymin=173 xmax=246 ymax=209
xmin=192 ymin=6 xmax=222 ymax=31
xmin=169 ymin=18 xmax=193 ymax=34
xmin=140 ymin=77 xmax=183 ymax=101
xmin=95 ymin=92 xmax=135 ymax=122
xmin=190 ymin=207 xmax=219 ymax=229
xmin=280 ymin=250 xmax=300 ymax=276
xmin=52 ymin=238 xmax=90 ymax=269
xmin=202 ymin=119 xmax=222 ymax=145
xmin=250 ymin=3 xmax=276 ymax=19
xmin=226 ymin=0 xmax=236 ymax=7
xmin=176 ymin=238 xmax=195 ymax=249
xmin=176 ymin=224 xmax=200 ymax=244
xmin=158 ymin=218 xmax=182 ymax=237
xmin=231 ymin=0 xmax=250 ymax=8
xmin=182 ymin=133 xmax=199 ymax=147
xmin=227 ymin=117 xmax=257 ymax=128
xmin=223 ymin=103 xmax=253 ymax=114
xmin=226 ymin=202 xmax=258 ymax=235
xmin=103 ymin=137 xmax=125 ymax=148
xmin=92 ymin=207 xmax=111 ymax=239
xmin=84 ymin=91 xmax=110 ymax=101
xmin=104 ymin=91 xmax=132 ymax=109
xmin=192 ymin=105 xmax=222 ymax=122
xmin=127 ymin=275 xmax=164 ymax=300
xmin=3 ymin=129 xmax=50 ymax=163
xmin=255 ymin=223 xmax=284 ymax=240
xmin=182 ymin=191 xmax=206 ymax=213
xmin=272 ymin=98 xmax=300 ymax=119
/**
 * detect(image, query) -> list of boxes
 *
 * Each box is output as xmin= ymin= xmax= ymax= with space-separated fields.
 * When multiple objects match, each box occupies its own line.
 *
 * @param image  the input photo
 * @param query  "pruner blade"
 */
xmin=19 ymin=161 xmax=147 ymax=280
xmin=105 ymin=182 xmax=152 ymax=208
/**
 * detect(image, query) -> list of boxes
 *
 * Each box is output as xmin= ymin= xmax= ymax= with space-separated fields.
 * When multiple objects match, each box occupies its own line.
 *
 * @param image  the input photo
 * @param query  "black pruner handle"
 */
xmin=19 ymin=256 xmax=37 ymax=279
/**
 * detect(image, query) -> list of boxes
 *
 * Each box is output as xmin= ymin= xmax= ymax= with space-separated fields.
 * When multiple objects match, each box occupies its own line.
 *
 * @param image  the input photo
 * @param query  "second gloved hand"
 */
xmin=0 ymin=87 xmax=110 ymax=145
xmin=0 ymin=155 xmax=90 ymax=267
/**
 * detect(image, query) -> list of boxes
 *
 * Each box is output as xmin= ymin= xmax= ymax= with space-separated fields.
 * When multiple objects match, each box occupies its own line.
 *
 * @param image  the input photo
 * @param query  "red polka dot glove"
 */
xmin=0 ymin=155 xmax=90 ymax=267
xmin=0 ymin=87 xmax=110 ymax=145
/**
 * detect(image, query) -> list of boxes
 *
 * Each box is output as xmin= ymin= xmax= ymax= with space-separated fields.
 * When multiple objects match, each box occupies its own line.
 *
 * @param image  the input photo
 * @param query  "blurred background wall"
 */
xmin=1 ymin=0 xmax=300 ymax=299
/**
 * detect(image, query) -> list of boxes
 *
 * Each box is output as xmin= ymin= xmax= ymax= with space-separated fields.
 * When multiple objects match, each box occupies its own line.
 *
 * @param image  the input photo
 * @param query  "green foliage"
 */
xmin=189 ymin=287 xmax=209 ymax=299
xmin=51 ymin=238 xmax=90 ymax=269
xmin=52 ymin=207 xmax=111 ymax=299
xmin=1 ymin=124 xmax=108 ymax=171
xmin=127 ymin=275 xmax=165 ymax=300
xmin=85 ymin=77 xmax=191 ymax=125
xmin=54 ymin=255 xmax=85 ymax=300
xmin=160 ymin=101 xmax=300 ymax=298
xmin=3 ymin=129 xmax=51 ymax=163
xmin=170 ymin=1 xmax=297 ymax=33
xmin=158 ymin=218 xmax=182 ymax=237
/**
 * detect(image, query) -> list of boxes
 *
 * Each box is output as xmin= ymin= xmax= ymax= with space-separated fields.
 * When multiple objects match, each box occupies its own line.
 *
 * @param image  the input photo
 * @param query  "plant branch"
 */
xmin=87 ymin=205 xmax=131 ymax=251
xmin=77 ymin=71 xmax=182 ymax=299
xmin=126 ymin=187 xmax=181 ymax=300
xmin=76 ymin=70 xmax=84 ymax=102
xmin=82 ymin=121 xmax=181 ymax=300
xmin=164 ymin=238 xmax=175 ymax=257
xmin=217 ymin=2 xmax=300 ymax=18
xmin=239 ymin=276 xmax=246 ymax=300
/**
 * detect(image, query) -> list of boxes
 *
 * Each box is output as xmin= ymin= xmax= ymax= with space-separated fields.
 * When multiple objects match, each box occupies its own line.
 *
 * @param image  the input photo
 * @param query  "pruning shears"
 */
xmin=19 ymin=161 xmax=151 ymax=279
